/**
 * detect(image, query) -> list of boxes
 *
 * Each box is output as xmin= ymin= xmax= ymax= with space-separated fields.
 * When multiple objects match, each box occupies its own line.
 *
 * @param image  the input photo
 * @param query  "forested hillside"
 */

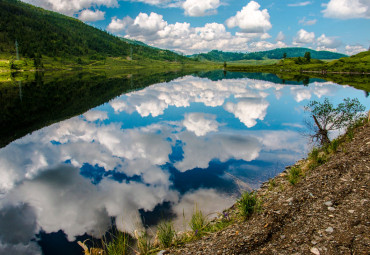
xmin=191 ymin=48 xmax=347 ymax=62
xmin=0 ymin=0 xmax=187 ymax=62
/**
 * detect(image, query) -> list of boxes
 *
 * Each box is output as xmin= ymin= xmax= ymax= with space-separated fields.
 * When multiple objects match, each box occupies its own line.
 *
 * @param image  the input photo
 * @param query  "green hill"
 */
xmin=190 ymin=48 xmax=347 ymax=62
xmin=326 ymin=50 xmax=370 ymax=72
xmin=0 ymin=0 xmax=188 ymax=63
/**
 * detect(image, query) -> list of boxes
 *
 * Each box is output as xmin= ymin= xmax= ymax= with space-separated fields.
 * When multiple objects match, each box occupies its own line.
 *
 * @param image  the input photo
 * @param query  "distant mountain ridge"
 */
xmin=190 ymin=48 xmax=348 ymax=62
xmin=0 ymin=0 xmax=187 ymax=62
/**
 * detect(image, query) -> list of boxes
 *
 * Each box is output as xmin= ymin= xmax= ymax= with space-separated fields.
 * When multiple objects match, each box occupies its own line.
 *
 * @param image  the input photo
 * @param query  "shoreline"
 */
xmin=169 ymin=121 xmax=370 ymax=254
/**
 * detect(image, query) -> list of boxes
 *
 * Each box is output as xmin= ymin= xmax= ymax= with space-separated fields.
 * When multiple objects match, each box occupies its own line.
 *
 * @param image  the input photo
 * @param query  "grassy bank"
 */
xmin=0 ymin=54 xmax=221 ymax=77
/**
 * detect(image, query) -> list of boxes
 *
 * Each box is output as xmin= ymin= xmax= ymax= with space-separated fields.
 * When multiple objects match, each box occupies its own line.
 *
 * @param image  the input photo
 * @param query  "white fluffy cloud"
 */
xmin=107 ymin=6 xmax=276 ymax=54
xmin=183 ymin=113 xmax=219 ymax=136
xmin=316 ymin=34 xmax=342 ymax=50
xmin=290 ymin=82 xmax=340 ymax=102
xmin=182 ymin=0 xmax=221 ymax=16
xmin=110 ymin=76 xmax=267 ymax=117
xmin=24 ymin=0 xmax=118 ymax=15
xmin=83 ymin=110 xmax=108 ymax=122
xmin=78 ymin=9 xmax=105 ymax=22
xmin=226 ymin=1 xmax=272 ymax=33
xmin=224 ymin=97 xmax=269 ymax=128
xmin=322 ymin=0 xmax=370 ymax=19
xmin=293 ymin=29 xmax=315 ymax=45
xmin=107 ymin=13 xmax=259 ymax=54
xmin=345 ymin=45 xmax=367 ymax=55
xmin=175 ymin=132 xmax=261 ymax=171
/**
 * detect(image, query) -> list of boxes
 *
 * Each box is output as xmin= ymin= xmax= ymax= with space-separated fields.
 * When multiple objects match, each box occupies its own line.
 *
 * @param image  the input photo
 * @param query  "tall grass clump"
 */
xmin=287 ymin=166 xmax=302 ymax=185
xmin=189 ymin=205 xmax=207 ymax=236
xmin=308 ymin=147 xmax=328 ymax=169
xmin=156 ymin=221 xmax=175 ymax=248
xmin=237 ymin=192 xmax=261 ymax=219
xmin=268 ymin=178 xmax=277 ymax=191
xmin=134 ymin=230 xmax=152 ymax=255
xmin=105 ymin=231 xmax=132 ymax=255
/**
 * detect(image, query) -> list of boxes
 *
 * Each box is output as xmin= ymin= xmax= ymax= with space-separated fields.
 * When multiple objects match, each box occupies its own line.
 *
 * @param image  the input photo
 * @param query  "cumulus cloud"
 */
xmin=107 ymin=13 xmax=258 ymax=54
xmin=345 ymin=45 xmax=367 ymax=55
xmin=83 ymin=110 xmax=108 ymax=122
xmin=248 ymin=40 xmax=287 ymax=52
xmin=175 ymin=132 xmax=262 ymax=171
xmin=290 ymin=82 xmax=340 ymax=102
xmin=78 ymin=9 xmax=105 ymax=22
xmin=322 ymin=0 xmax=370 ymax=19
xmin=183 ymin=113 xmax=219 ymax=136
xmin=182 ymin=0 xmax=221 ymax=16
xmin=226 ymin=1 xmax=272 ymax=33
xmin=23 ymin=0 xmax=118 ymax=16
xmin=2 ymin=165 xmax=178 ymax=240
xmin=293 ymin=29 xmax=315 ymax=45
xmin=224 ymin=97 xmax=269 ymax=128
xmin=316 ymin=34 xmax=342 ymax=51
xmin=290 ymin=87 xmax=312 ymax=102
xmin=106 ymin=4 xmax=276 ymax=54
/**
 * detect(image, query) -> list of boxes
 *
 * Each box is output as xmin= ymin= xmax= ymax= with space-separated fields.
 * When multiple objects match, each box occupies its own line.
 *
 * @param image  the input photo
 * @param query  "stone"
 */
xmin=324 ymin=201 xmax=333 ymax=207
xmin=310 ymin=247 xmax=320 ymax=255
xmin=325 ymin=227 xmax=334 ymax=234
xmin=328 ymin=207 xmax=335 ymax=211
xmin=348 ymin=210 xmax=355 ymax=214
xmin=157 ymin=250 xmax=170 ymax=255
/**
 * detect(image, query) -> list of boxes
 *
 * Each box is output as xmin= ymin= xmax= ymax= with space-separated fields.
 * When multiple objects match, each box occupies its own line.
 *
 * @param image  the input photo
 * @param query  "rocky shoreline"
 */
xmin=168 ymin=123 xmax=369 ymax=254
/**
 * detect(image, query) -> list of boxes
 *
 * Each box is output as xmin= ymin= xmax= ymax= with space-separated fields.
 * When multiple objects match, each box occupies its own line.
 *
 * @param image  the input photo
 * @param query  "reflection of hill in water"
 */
xmin=0 ymin=70 xmax=194 ymax=148
xmin=194 ymin=70 xmax=327 ymax=85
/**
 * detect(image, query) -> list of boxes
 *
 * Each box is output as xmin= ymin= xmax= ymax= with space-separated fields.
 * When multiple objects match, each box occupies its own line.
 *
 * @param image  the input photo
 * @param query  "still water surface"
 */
xmin=0 ymin=71 xmax=369 ymax=254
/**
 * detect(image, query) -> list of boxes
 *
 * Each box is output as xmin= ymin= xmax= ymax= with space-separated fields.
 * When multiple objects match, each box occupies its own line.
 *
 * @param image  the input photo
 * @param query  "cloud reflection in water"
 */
xmin=1 ymin=74 xmax=356 ymax=254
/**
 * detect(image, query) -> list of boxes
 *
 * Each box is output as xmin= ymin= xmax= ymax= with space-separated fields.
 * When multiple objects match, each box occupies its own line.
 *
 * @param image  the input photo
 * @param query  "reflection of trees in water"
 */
xmin=0 ymin=70 xmax=194 ymax=148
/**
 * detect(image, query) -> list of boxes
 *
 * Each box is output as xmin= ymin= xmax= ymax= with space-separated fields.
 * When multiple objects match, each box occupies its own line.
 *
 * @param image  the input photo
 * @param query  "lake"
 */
xmin=0 ymin=70 xmax=369 ymax=255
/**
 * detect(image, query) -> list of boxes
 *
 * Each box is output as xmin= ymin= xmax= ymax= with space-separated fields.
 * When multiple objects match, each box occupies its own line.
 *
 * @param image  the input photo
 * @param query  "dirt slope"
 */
xmin=170 ymin=123 xmax=370 ymax=255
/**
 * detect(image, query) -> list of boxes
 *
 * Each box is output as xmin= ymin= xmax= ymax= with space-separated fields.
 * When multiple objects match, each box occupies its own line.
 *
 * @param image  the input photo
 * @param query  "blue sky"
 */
xmin=23 ymin=0 xmax=370 ymax=55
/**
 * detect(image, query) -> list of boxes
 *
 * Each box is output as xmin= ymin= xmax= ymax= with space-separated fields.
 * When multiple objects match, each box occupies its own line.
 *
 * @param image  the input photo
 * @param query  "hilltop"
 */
xmin=0 ymin=0 xmax=192 ymax=71
xmin=170 ymin=121 xmax=370 ymax=254
xmin=190 ymin=48 xmax=347 ymax=62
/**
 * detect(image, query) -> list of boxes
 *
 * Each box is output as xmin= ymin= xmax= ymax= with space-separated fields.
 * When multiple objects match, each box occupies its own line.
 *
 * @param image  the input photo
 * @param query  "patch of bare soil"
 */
xmin=169 ymin=123 xmax=370 ymax=255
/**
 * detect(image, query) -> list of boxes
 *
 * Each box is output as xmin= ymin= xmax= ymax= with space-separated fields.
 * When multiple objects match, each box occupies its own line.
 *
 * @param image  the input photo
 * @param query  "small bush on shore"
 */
xmin=134 ymin=230 xmax=152 ymax=255
xmin=237 ymin=192 xmax=261 ymax=219
xmin=189 ymin=205 xmax=207 ymax=236
xmin=156 ymin=221 xmax=175 ymax=248
xmin=287 ymin=166 xmax=303 ymax=185
xmin=105 ymin=231 xmax=132 ymax=255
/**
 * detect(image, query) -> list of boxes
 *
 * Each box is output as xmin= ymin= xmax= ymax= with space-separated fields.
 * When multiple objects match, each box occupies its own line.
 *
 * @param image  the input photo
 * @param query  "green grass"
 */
xmin=229 ymin=59 xmax=279 ymax=66
xmin=268 ymin=178 xmax=277 ymax=191
xmin=287 ymin=166 xmax=303 ymax=185
xmin=105 ymin=231 xmax=132 ymax=255
xmin=237 ymin=192 xmax=261 ymax=219
xmin=189 ymin=205 xmax=208 ymax=236
xmin=156 ymin=221 xmax=175 ymax=248
xmin=134 ymin=230 xmax=152 ymax=255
